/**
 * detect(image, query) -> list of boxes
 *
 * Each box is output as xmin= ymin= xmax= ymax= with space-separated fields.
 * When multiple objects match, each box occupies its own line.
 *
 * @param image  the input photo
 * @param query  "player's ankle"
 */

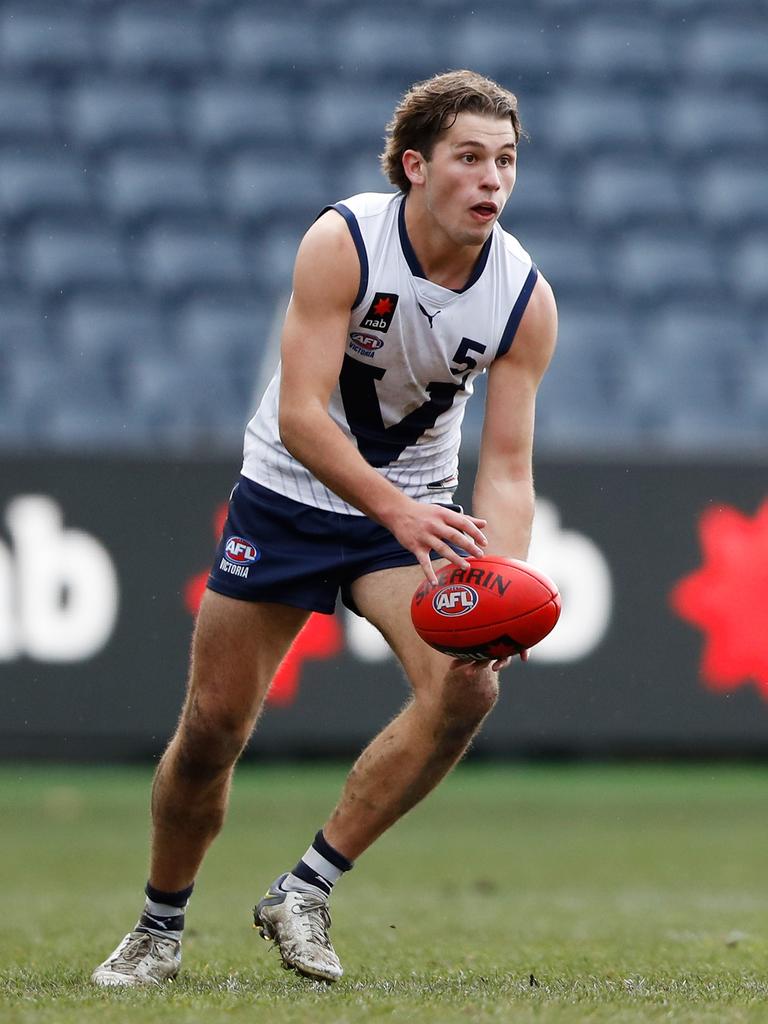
xmin=135 ymin=881 xmax=194 ymax=940
xmin=281 ymin=830 xmax=354 ymax=897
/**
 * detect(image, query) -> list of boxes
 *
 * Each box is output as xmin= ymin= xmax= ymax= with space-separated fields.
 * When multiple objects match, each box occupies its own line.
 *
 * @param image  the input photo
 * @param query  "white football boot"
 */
xmin=254 ymin=873 xmax=343 ymax=982
xmin=91 ymin=929 xmax=181 ymax=987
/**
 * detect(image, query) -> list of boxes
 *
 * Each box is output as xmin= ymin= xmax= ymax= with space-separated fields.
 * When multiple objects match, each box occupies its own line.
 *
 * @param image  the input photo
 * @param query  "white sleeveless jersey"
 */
xmin=242 ymin=192 xmax=537 ymax=515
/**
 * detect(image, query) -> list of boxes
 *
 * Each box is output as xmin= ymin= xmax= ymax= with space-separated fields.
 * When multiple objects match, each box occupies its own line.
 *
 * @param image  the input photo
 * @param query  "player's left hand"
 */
xmin=490 ymin=648 xmax=529 ymax=670
xmin=449 ymin=649 xmax=527 ymax=674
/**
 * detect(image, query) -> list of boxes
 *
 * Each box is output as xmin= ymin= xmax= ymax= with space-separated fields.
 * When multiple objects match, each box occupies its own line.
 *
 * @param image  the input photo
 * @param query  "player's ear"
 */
xmin=402 ymin=149 xmax=427 ymax=187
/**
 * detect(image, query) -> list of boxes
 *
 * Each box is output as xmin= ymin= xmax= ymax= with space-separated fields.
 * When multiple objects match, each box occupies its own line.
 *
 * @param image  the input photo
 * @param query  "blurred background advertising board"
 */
xmin=1 ymin=455 xmax=767 ymax=760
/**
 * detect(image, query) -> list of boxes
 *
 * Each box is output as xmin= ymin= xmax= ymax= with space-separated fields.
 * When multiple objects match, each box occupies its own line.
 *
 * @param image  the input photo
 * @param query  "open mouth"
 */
xmin=471 ymin=202 xmax=498 ymax=219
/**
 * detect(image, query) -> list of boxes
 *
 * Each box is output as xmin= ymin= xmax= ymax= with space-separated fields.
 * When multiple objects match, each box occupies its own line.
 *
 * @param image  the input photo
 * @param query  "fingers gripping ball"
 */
xmin=410 ymin=556 xmax=561 ymax=661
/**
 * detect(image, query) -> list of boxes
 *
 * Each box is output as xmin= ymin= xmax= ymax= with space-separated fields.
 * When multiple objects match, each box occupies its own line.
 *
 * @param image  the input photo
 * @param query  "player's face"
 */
xmin=419 ymin=112 xmax=517 ymax=247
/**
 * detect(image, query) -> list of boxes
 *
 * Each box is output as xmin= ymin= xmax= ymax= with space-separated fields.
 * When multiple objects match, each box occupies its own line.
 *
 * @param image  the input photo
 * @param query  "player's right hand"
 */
xmin=387 ymin=500 xmax=488 ymax=584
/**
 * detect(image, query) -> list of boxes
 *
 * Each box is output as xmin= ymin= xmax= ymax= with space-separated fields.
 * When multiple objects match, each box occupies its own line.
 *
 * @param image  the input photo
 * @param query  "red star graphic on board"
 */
xmin=670 ymin=500 xmax=768 ymax=700
xmin=373 ymin=296 xmax=393 ymax=315
xmin=183 ymin=504 xmax=343 ymax=705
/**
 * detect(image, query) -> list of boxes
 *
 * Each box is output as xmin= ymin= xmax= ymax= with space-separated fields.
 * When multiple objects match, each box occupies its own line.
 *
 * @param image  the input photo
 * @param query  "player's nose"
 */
xmin=479 ymin=160 xmax=502 ymax=190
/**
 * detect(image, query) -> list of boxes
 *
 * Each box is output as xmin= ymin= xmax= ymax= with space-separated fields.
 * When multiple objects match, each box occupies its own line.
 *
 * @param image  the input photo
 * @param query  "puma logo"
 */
xmin=417 ymin=302 xmax=442 ymax=329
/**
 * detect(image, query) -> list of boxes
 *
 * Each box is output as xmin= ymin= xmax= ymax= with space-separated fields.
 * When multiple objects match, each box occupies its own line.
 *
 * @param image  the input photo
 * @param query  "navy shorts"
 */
xmin=206 ymin=475 xmax=461 ymax=616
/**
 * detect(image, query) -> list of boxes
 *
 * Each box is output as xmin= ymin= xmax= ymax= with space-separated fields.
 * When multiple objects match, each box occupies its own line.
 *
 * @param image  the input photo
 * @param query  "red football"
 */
xmin=410 ymin=556 xmax=561 ymax=661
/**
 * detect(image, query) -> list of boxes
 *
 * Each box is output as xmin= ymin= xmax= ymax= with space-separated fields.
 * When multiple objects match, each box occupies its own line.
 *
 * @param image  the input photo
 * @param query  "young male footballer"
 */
xmin=93 ymin=69 xmax=557 ymax=985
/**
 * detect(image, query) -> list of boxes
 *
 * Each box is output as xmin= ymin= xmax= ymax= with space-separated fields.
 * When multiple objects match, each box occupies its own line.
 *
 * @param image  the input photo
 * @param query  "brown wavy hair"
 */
xmin=381 ymin=70 xmax=523 ymax=193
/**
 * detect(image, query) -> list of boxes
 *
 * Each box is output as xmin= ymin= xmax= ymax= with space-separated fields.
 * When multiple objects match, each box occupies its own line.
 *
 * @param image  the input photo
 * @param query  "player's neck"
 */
xmin=403 ymin=195 xmax=486 ymax=291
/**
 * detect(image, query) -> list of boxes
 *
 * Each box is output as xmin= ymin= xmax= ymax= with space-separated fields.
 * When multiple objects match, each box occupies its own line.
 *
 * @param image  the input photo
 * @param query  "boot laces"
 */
xmin=291 ymin=891 xmax=333 ymax=949
xmin=111 ymin=932 xmax=159 ymax=971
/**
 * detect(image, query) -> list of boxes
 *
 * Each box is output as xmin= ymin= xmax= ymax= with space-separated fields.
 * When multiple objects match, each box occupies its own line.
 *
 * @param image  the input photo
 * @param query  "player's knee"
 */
xmin=440 ymin=668 xmax=499 ymax=733
xmin=174 ymin=700 xmax=251 ymax=781
xmin=459 ymin=673 xmax=499 ymax=725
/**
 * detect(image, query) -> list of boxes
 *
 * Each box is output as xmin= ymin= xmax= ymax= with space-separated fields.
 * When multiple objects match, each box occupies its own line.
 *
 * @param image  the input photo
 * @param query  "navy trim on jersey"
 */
xmin=326 ymin=202 xmax=369 ymax=309
xmin=496 ymin=264 xmax=539 ymax=358
xmin=397 ymin=195 xmax=493 ymax=294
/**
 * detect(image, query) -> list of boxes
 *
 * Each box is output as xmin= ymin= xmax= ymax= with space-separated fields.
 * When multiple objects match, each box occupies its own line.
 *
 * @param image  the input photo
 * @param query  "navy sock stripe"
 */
xmin=138 ymin=910 xmax=186 ymax=933
xmin=291 ymin=861 xmax=332 ymax=895
xmin=145 ymin=881 xmax=194 ymax=908
xmin=313 ymin=830 xmax=353 ymax=872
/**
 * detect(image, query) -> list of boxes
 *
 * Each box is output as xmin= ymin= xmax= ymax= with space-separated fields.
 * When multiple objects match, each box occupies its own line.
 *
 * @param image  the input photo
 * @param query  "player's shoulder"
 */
xmin=307 ymin=191 xmax=398 ymax=250
xmin=495 ymin=222 xmax=534 ymax=272
xmin=332 ymin=191 xmax=400 ymax=221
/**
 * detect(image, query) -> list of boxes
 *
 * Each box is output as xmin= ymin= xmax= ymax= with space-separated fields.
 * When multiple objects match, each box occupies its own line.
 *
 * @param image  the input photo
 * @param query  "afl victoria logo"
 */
xmin=224 ymin=537 xmax=260 ymax=565
xmin=350 ymin=332 xmax=384 ymax=351
xmin=432 ymin=584 xmax=478 ymax=617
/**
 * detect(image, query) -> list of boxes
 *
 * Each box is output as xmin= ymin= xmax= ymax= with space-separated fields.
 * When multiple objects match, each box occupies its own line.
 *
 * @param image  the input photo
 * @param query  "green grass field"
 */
xmin=2 ymin=762 xmax=768 ymax=1023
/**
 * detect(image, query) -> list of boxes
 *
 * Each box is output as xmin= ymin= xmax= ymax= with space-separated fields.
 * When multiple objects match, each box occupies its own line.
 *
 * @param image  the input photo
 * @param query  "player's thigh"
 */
xmin=187 ymin=588 xmax=309 ymax=725
xmin=349 ymin=563 xmax=454 ymax=700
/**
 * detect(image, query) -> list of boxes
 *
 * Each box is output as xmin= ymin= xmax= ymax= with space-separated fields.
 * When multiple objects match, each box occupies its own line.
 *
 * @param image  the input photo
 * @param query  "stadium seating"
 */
xmin=729 ymin=233 xmax=768 ymax=306
xmin=443 ymin=18 xmax=557 ymax=82
xmin=0 ymin=295 xmax=50 ymax=354
xmin=564 ymin=20 xmax=672 ymax=83
xmin=67 ymin=80 xmax=178 ymax=149
xmin=59 ymin=293 xmax=167 ymax=361
xmin=219 ymin=150 xmax=327 ymax=224
xmin=103 ymin=5 xmax=211 ymax=77
xmin=543 ymin=91 xmax=656 ymax=155
xmin=249 ymin=223 xmax=311 ymax=294
xmin=186 ymin=83 xmax=300 ymax=150
xmin=306 ymin=88 xmax=400 ymax=150
xmin=610 ymin=231 xmax=720 ymax=301
xmin=522 ymin=231 xmax=605 ymax=300
xmin=577 ymin=161 xmax=688 ymax=228
xmin=502 ymin=155 xmax=569 ymax=230
xmin=135 ymin=220 xmax=249 ymax=293
xmin=630 ymin=304 xmax=755 ymax=441
xmin=536 ymin=341 xmax=645 ymax=449
xmin=173 ymin=293 xmax=272 ymax=365
xmin=662 ymin=92 xmax=768 ymax=156
xmin=21 ymin=221 xmax=129 ymax=292
xmin=335 ymin=16 xmax=451 ymax=82
xmin=0 ymin=148 xmax=92 ymax=222
xmin=0 ymin=81 xmax=56 ymax=142
xmin=218 ymin=10 xmax=330 ymax=80
xmin=0 ymin=5 xmax=96 ymax=74
xmin=102 ymin=149 xmax=210 ymax=221
xmin=0 ymin=0 xmax=765 ymax=455
xmin=694 ymin=162 xmax=768 ymax=229
xmin=681 ymin=19 xmax=768 ymax=84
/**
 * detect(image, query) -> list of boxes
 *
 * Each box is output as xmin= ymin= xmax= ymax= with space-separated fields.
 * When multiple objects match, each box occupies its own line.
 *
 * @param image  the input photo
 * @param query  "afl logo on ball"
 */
xmin=224 ymin=537 xmax=260 ymax=565
xmin=432 ymin=584 xmax=478 ymax=617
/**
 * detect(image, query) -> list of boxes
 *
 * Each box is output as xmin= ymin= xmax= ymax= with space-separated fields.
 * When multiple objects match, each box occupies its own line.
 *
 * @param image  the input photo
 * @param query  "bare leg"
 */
xmin=149 ymin=590 xmax=309 ymax=891
xmin=323 ymin=565 xmax=498 ymax=861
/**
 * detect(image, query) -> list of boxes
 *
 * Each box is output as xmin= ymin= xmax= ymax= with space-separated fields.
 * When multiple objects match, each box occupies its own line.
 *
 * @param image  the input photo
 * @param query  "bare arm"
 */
xmin=473 ymin=272 xmax=558 ymax=558
xmin=278 ymin=211 xmax=488 ymax=582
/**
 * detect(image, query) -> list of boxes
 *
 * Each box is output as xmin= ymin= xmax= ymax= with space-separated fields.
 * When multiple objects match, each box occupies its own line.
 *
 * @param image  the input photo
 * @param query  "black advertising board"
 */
xmin=1 ymin=455 xmax=767 ymax=759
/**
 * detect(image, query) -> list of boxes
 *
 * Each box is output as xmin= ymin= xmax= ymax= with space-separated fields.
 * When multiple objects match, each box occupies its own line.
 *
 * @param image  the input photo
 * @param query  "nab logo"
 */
xmin=361 ymin=292 xmax=399 ymax=333
xmin=225 ymin=537 xmax=259 ymax=565
xmin=0 ymin=495 xmax=119 ymax=662
xmin=433 ymin=585 xmax=478 ymax=617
